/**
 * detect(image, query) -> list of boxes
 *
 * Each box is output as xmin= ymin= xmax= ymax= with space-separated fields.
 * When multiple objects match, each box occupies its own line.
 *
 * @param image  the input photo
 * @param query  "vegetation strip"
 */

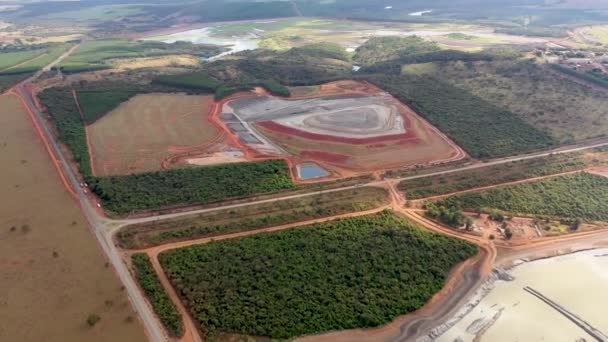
xmin=434 ymin=172 xmax=608 ymax=222
xmin=159 ymin=211 xmax=478 ymax=339
xmin=131 ymin=253 xmax=184 ymax=337
xmin=399 ymin=151 xmax=608 ymax=199
xmin=117 ymin=187 xmax=389 ymax=249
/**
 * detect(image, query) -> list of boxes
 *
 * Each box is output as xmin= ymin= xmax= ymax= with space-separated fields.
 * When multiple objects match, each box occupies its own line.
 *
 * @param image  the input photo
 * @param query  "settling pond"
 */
xmin=297 ymin=163 xmax=329 ymax=180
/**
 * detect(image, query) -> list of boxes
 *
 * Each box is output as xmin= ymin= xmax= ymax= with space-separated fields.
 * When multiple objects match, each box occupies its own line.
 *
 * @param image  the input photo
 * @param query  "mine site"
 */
xmin=2 ymin=1 xmax=608 ymax=342
xmin=221 ymin=80 xmax=464 ymax=178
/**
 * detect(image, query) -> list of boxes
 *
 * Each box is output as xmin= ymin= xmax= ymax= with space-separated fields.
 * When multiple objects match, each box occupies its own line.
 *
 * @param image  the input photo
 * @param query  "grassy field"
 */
xmin=580 ymin=25 xmax=608 ymax=45
xmin=403 ymin=60 xmax=608 ymax=143
xmin=87 ymin=93 xmax=218 ymax=175
xmin=59 ymin=39 xmax=223 ymax=73
xmin=0 ymin=44 xmax=71 ymax=74
xmin=0 ymin=49 xmax=48 ymax=71
xmin=117 ymin=187 xmax=390 ymax=249
xmin=399 ymin=149 xmax=608 ymax=199
xmin=436 ymin=172 xmax=608 ymax=222
xmin=159 ymin=211 xmax=477 ymax=339
xmin=0 ymin=95 xmax=146 ymax=342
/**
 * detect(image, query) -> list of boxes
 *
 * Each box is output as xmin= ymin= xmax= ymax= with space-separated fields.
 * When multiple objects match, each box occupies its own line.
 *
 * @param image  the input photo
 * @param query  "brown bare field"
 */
xmin=87 ymin=93 xmax=225 ymax=175
xmin=0 ymin=95 xmax=146 ymax=342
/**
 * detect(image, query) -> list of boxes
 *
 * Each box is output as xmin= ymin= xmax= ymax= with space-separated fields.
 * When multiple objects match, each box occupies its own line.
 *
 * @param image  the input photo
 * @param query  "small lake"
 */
xmin=297 ymin=163 xmax=329 ymax=180
xmin=157 ymin=27 xmax=259 ymax=61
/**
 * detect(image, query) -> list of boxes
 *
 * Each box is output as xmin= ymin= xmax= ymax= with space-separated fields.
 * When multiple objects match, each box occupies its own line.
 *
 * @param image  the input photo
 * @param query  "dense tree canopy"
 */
xmin=159 ymin=211 xmax=478 ymax=339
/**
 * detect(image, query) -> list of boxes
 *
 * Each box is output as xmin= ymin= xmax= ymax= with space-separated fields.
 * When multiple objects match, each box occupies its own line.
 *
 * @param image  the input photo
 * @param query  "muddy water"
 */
xmin=437 ymin=249 xmax=608 ymax=342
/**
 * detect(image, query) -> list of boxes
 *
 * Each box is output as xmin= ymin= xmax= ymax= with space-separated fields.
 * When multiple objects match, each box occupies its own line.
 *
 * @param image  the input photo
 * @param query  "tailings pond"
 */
xmin=437 ymin=248 xmax=608 ymax=342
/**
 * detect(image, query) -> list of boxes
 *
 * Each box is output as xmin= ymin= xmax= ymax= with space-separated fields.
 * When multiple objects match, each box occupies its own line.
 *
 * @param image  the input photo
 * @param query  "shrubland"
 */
xmin=353 ymin=36 xmax=440 ymax=65
xmin=159 ymin=211 xmax=478 ymax=339
xmin=399 ymin=151 xmax=605 ymax=199
xmin=117 ymin=187 xmax=389 ymax=249
xmin=435 ymin=173 xmax=608 ymax=221
xmin=361 ymin=74 xmax=554 ymax=158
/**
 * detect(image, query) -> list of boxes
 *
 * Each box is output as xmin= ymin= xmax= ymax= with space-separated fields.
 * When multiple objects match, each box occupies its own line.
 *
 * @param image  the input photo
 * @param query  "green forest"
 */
xmin=131 ymin=253 xmax=183 ymax=337
xmin=353 ymin=36 xmax=440 ymax=65
xmin=94 ymin=159 xmax=295 ymax=214
xmin=361 ymin=74 xmax=554 ymax=158
xmin=159 ymin=211 xmax=477 ymax=339
xmin=436 ymin=173 xmax=608 ymax=221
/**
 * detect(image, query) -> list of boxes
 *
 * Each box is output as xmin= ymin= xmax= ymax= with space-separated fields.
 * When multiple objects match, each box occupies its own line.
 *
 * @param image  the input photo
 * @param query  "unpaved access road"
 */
xmin=11 ymin=47 xmax=169 ymax=342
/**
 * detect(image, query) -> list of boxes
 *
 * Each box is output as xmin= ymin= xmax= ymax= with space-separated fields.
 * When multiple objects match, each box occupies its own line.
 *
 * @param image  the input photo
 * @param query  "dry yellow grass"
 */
xmin=0 ymin=95 xmax=146 ymax=342
xmin=88 ymin=93 xmax=219 ymax=175
xmin=109 ymin=55 xmax=200 ymax=71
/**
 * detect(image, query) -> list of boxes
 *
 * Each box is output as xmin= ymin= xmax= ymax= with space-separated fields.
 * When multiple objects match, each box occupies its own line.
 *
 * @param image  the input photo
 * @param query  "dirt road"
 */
xmin=11 ymin=47 xmax=169 ymax=342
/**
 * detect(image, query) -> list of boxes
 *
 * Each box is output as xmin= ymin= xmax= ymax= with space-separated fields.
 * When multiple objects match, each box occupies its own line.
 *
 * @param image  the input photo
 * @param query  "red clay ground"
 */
xmin=217 ymin=80 xmax=466 ymax=179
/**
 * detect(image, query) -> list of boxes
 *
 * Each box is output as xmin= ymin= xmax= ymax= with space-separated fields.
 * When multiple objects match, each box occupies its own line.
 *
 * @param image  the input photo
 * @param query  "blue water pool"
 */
xmin=298 ymin=163 xmax=329 ymax=180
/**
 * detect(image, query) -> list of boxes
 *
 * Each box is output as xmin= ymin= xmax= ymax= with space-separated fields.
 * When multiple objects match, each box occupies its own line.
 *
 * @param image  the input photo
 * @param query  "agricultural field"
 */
xmin=0 ymin=43 xmax=72 ymax=91
xmin=403 ymin=60 xmax=608 ymax=143
xmin=399 ymin=148 xmax=608 ymax=199
xmin=159 ymin=211 xmax=478 ymax=339
xmin=435 ymin=172 xmax=608 ymax=222
xmin=58 ymin=39 xmax=224 ymax=73
xmin=117 ymin=186 xmax=389 ymax=248
xmin=0 ymin=95 xmax=146 ymax=342
xmin=224 ymin=80 xmax=463 ymax=174
xmin=87 ymin=93 xmax=223 ymax=175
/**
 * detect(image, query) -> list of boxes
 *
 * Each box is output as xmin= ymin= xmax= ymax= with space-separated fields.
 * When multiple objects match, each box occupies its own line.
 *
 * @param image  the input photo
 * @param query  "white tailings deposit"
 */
xmin=226 ymin=95 xmax=406 ymax=139
xmin=430 ymin=249 xmax=608 ymax=342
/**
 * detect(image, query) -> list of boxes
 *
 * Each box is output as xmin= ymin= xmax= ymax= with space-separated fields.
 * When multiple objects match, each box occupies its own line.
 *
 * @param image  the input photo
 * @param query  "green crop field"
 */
xmin=159 ymin=211 xmax=477 ymax=339
xmin=435 ymin=173 xmax=608 ymax=221
xmin=59 ymin=39 xmax=224 ymax=73
xmin=0 ymin=49 xmax=47 ymax=71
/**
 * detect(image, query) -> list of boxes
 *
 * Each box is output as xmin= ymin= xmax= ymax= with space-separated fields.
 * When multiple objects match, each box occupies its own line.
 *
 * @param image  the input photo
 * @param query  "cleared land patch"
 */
xmin=159 ymin=211 xmax=478 ymax=339
xmin=117 ymin=186 xmax=389 ymax=249
xmin=0 ymin=95 xmax=146 ymax=342
xmin=223 ymin=81 xmax=463 ymax=173
xmin=436 ymin=172 xmax=608 ymax=222
xmin=87 ymin=93 xmax=223 ymax=175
